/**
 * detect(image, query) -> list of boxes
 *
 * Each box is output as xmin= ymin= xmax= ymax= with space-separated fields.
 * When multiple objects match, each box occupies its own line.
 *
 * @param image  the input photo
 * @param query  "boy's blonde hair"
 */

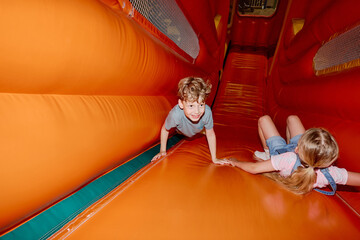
xmin=265 ymin=128 xmax=339 ymax=194
xmin=177 ymin=77 xmax=212 ymax=103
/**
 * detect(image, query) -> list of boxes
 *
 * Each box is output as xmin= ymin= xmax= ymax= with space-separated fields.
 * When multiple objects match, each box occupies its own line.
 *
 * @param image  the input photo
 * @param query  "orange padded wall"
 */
xmin=267 ymin=0 xmax=360 ymax=211
xmin=0 ymin=0 xmax=228 ymax=233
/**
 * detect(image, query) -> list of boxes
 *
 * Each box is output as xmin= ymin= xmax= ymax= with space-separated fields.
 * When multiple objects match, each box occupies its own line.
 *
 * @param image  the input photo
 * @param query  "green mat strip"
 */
xmin=0 ymin=135 xmax=182 ymax=240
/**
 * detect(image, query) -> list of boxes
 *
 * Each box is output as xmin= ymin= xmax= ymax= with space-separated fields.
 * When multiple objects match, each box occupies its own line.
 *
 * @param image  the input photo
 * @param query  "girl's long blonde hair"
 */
xmin=264 ymin=128 xmax=339 ymax=194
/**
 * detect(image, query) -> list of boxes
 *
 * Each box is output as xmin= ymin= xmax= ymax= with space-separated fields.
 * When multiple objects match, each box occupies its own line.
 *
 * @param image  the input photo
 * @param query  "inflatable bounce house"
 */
xmin=1 ymin=0 xmax=360 ymax=239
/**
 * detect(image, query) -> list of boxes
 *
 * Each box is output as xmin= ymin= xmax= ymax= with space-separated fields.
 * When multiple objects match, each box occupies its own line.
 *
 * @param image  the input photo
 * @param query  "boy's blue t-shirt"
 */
xmin=164 ymin=104 xmax=214 ymax=137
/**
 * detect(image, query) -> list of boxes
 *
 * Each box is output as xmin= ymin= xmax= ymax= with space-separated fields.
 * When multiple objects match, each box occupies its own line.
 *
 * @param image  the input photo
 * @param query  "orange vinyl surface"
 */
xmin=1 ymin=0 xmax=360 ymax=238
xmin=50 ymin=49 xmax=360 ymax=239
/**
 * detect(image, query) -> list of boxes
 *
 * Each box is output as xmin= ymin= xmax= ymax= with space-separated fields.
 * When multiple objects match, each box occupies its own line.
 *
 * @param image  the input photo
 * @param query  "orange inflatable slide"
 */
xmin=1 ymin=0 xmax=360 ymax=239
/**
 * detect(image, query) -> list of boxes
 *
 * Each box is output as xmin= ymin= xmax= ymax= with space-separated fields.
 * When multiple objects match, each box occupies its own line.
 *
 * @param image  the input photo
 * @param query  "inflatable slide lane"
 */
xmin=0 ymin=0 xmax=360 ymax=239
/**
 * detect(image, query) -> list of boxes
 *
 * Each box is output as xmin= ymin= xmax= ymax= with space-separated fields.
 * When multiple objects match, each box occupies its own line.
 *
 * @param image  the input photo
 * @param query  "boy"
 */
xmin=152 ymin=76 xmax=227 ymax=164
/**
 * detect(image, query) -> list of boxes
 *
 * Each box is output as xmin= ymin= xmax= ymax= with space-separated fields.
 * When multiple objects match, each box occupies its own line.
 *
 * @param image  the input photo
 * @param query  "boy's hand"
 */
xmin=152 ymin=151 xmax=167 ymax=161
xmin=212 ymin=158 xmax=232 ymax=165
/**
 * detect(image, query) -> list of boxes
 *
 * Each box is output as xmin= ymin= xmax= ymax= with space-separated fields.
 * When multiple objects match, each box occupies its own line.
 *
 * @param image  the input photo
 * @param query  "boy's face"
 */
xmin=178 ymin=99 xmax=206 ymax=123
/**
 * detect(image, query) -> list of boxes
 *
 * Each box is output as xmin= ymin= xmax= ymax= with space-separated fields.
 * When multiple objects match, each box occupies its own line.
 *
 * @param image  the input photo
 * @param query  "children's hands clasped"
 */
xmin=152 ymin=151 xmax=167 ymax=161
xmin=219 ymin=157 xmax=238 ymax=166
xmin=212 ymin=158 xmax=233 ymax=166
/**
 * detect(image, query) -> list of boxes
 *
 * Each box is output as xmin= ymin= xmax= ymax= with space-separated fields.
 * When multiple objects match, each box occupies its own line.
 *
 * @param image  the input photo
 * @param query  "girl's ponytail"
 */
xmin=264 ymin=166 xmax=317 ymax=194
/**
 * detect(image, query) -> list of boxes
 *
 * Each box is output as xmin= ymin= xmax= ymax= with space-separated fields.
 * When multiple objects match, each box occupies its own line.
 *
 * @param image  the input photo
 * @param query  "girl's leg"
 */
xmin=258 ymin=115 xmax=281 ymax=150
xmin=286 ymin=115 xmax=306 ymax=143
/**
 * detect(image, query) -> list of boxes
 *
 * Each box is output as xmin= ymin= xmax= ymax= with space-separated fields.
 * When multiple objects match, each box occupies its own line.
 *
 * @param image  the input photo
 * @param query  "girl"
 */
xmin=225 ymin=115 xmax=360 ymax=194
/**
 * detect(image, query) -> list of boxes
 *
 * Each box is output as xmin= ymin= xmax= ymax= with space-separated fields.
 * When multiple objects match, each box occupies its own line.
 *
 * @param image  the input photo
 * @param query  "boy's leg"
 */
xmin=286 ymin=115 xmax=305 ymax=142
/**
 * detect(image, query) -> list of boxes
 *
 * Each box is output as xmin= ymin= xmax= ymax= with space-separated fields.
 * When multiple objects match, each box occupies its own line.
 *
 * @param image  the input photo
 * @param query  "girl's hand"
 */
xmin=152 ymin=151 xmax=167 ymax=161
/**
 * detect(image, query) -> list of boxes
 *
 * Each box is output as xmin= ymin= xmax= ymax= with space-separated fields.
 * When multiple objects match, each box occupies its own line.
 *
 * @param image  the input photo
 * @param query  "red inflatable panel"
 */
xmin=230 ymin=0 xmax=288 ymax=50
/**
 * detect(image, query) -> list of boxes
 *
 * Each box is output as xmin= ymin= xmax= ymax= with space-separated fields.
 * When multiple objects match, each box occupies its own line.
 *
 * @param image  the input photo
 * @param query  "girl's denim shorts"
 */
xmin=266 ymin=134 xmax=302 ymax=156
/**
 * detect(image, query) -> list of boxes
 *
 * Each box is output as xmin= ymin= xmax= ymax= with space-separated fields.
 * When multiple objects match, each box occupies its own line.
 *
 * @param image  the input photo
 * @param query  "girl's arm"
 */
xmin=346 ymin=171 xmax=360 ymax=186
xmin=228 ymin=157 xmax=276 ymax=174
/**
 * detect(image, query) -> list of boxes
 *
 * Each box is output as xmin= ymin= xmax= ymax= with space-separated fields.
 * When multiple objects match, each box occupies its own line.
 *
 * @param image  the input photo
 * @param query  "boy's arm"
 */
xmin=346 ymin=171 xmax=360 ymax=186
xmin=228 ymin=157 xmax=275 ymax=174
xmin=205 ymin=128 xmax=226 ymax=164
xmin=152 ymin=123 xmax=170 ymax=161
